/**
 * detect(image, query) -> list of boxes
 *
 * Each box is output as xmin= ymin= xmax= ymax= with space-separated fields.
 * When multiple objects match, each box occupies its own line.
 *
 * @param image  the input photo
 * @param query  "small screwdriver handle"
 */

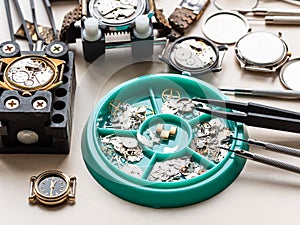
xmin=248 ymin=139 xmax=300 ymax=158
xmin=252 ymin=153 xmax=300 ymax=174
xmin=265 ymin=16 xmax=300 ymax=25
xmin=252 ymin=89 xmax=300 ymax=99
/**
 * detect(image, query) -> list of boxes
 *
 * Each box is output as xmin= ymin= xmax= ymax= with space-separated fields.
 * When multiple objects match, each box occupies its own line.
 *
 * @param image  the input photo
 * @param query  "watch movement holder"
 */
xmin=0 ymin=46 xmax=76 ymax=154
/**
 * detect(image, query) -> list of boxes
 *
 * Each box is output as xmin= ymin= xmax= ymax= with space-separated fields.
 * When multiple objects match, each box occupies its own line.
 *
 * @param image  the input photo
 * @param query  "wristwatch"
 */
xmin=29 ymin=170 xmax=76 ymax=205
xmin=0 ymin=55 xmax=65 ymax=96
xmin=235 ymin=31 xmax=291 ymax=72
xmin=159 ymin=36 xmax=227 ymax=76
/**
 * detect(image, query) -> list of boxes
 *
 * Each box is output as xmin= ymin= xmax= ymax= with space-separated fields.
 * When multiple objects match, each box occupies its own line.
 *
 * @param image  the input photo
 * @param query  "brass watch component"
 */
xmin=0 ymin=55 xmax=65 ymax=96
xmin=162 ymin=89 xmax=181 ymax=102
xmin=29 ymin=170 xmax=77 ymax=206
xmin=15 ymin=21 xmax=57 ymax=45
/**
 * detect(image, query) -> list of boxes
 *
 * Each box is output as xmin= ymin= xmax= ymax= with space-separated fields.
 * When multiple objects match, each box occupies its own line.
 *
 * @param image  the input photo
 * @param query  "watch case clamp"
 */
xmin=0 ymin=41 xmax=76 ymax=154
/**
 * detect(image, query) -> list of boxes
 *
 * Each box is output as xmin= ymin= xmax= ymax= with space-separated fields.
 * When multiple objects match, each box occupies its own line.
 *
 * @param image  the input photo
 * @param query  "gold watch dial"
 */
xmin=3 ymin=55 xmax=59 ymax=92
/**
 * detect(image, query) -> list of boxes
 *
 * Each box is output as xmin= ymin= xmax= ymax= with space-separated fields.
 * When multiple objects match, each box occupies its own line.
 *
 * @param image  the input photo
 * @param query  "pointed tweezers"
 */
xmin=193 ymin=98 xmax=300 ymax=133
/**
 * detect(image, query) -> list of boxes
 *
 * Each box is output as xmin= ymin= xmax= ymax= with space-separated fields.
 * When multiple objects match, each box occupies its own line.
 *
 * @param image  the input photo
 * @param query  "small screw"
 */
xmin=32 ymin=99 xmax=47 ymax=110
xmin=5 ymin=98 xmax=19 ymax=109
xmin=2 ymin=44 xmax=15 ymax=54
xmin=50 ymin=43 xmax=63 ymax=54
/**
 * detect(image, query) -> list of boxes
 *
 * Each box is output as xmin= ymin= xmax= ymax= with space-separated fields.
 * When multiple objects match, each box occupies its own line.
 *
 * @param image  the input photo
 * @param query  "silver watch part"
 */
xmin=279 ymin=58 xmax=300 ymax=91
xmin=212 ymin=0 xmax=259 ymax=11
xmin=235 ymin=31 xmax=289 ymax=72
xmin=168 ymin=37 xmax=218 ymax=75
xmin=89 ymin=0 xmax=146 ymax=28
xmin=202 ymin=10 xmax=249 ymax=45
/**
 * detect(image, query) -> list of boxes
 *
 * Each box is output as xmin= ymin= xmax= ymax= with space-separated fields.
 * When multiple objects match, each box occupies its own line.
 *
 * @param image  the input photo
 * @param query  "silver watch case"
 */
xmin=160 ymin=36 xmax=227 ymax=76
xmin=235 ymin=31 xmax=290 ymax=73
xmin=88 ymin=0 xmax=147 ymax=30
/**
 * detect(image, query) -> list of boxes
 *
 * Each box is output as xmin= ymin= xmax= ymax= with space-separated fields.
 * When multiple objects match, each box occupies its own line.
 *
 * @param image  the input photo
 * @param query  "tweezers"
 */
xmin=192 ymin=98 xmax=300 ymax=133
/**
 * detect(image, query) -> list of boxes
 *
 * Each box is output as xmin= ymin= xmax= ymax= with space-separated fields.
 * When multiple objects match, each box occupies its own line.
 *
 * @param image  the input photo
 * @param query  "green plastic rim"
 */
xmin=82 ymin=74 xmax=248 ymax=208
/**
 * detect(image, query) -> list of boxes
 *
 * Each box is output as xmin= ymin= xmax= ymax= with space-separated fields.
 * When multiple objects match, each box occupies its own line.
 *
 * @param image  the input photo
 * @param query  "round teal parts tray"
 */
xmin=82 ymin=74 xmax=248 ymax=208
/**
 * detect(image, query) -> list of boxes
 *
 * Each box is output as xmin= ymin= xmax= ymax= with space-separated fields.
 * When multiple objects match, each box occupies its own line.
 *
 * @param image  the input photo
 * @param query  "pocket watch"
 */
xmin=235 ymin=31 xmax=291 ymax=72
xmin=29 ymin=170 xmax=76 ymax=206
xmin=0 ymin=55 xmax=65 ymax=96
xmin=159 ymin=36 xmax=228 ymax=76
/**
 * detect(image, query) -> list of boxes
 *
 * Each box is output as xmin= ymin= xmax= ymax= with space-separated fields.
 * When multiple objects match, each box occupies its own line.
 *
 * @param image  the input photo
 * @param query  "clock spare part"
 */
xmin=82 ymin=74 xmax=248 ymax=208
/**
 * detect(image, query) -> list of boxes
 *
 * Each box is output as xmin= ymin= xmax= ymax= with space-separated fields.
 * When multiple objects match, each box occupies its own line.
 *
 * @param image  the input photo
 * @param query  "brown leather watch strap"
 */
xmin=59 ymin=4 xmax=82 ymax=43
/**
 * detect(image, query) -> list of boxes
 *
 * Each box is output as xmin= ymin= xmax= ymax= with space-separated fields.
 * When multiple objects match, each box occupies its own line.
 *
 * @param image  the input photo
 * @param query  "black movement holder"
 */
xmin=0 ymin=41 xmax=76 ymax=154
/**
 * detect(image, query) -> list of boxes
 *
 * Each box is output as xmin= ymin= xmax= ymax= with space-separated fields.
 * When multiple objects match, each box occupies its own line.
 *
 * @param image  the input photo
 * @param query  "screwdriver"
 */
xmin=220 ymin=146 xmax=300 ymax=174
xmin=230 ymin=136 xmax=300 ymax=158
xmin=220 ymin=88 xmax=300 ymax=99
xmin=238 ymin=8 xmax=300 ymax=16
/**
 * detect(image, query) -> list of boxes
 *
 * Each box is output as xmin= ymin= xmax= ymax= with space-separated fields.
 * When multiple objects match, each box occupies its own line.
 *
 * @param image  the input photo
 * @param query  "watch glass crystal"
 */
xmin=37 ymin=175 xmax=67 ymax=198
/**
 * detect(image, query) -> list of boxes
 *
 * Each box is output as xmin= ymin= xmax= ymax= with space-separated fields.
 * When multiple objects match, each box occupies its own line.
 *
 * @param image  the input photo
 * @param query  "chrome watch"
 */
xmin=29 ymin=170 xmax=76 ymax=206
xmin=0 ymin=55 xmax=65 ymax=96
xmin=159 ymin=36 xmax=227 ymax=76
xmin=235 ymin=31 xmax=291 ymax=72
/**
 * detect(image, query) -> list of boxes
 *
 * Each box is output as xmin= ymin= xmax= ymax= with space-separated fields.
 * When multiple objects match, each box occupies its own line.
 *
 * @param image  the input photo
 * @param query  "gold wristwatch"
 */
xmin=0 ymin=55 xmax=65 ymax=96
xmin=29 ymin=170 xmax=76 ymax=206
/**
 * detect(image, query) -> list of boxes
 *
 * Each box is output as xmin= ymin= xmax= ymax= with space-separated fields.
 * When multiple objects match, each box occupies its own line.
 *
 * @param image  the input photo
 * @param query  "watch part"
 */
xmin=212 ymin=0 xmax=259 ymax=10
xmin=29 ymin=170 xmax=76 ymax=205
xmin=1 ymin=55 xmax=64 ymax=93
xmin=168 ymin=0 xmax=210 ymax=37
xmin=15 ymin=20 xmax=57 ymax=45
xmin=235 ymin=31 xmax=290 ymax=72
xmin=168 ymin=37 xmax=218 ymax=74
xmin=279 ymin=58 xmax=300 ymax=91
xmin=89 ymin=0 xmax=146 ymax=28
xmin=202 ymin=11 xmax=249 ymax=44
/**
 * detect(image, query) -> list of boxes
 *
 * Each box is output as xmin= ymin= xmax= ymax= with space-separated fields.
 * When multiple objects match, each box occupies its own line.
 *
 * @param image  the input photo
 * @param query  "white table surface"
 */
xmin=1 ymin=0 xmax=300 ymax=224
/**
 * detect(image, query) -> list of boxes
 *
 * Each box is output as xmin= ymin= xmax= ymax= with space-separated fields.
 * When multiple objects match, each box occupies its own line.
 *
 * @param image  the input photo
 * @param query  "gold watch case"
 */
xmin=0 ymin=55 xmax=65 ymax=96
xmin=29 ymin=170 xmax=76 ymax=206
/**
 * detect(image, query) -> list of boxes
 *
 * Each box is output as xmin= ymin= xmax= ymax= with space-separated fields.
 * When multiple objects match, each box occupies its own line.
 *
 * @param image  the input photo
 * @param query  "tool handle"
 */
xmin=266 ymin=16 xmax=300 ymax=25
xmin=252 ymin=89 xmax=300 ymax=99
xmin=252 ymin=153 xmax=300 ymax=174
xmin=249 ymin=139 xmax=300 ymax=157
xmin=253 ymin=8 xmax=300 ymax=16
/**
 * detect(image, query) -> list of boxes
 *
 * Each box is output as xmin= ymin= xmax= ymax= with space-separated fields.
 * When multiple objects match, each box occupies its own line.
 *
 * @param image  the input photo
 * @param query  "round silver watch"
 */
xmin=235 ymin=31 xmax=291 ymax=73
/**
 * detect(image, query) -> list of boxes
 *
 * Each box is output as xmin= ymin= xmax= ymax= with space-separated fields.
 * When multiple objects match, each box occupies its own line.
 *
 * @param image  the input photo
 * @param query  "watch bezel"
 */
xmin=167 ymin=36 xmax=220 ymax=75
xmin=88 ymin=0 xmax=147 ymax=29
xmin=34 ymin=170 xmax=70 ymax=205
